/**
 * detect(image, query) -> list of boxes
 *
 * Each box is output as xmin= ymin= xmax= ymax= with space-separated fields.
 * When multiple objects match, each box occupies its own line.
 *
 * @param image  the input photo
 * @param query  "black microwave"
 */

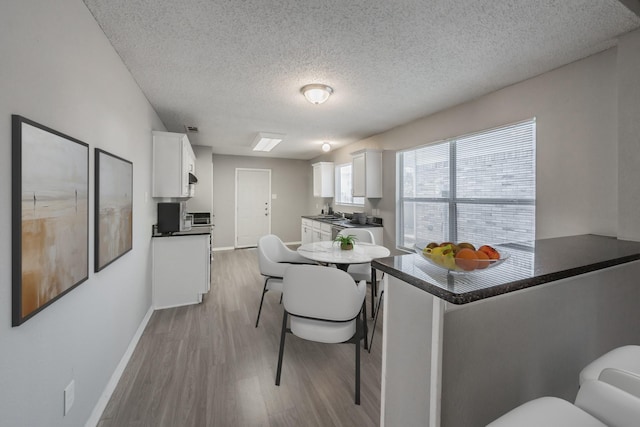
xmin=157 ymin=202 xmax=192 ymax=233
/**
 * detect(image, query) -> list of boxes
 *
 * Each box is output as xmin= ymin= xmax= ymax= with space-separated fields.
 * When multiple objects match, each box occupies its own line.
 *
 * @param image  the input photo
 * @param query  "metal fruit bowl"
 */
xmin=413 ymin=243 xmax=509 ymax=273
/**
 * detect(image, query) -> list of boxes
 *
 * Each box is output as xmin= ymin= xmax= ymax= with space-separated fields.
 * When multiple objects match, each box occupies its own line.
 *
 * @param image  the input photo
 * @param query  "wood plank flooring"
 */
xmin=98 ymin=248 xmax=382 ymax=427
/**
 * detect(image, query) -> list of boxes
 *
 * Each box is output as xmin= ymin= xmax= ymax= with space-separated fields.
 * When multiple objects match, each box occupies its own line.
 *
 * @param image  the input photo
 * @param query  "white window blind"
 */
xmin=335 ymin=163 xmax=364 ymax=206
xmin=398 ymin=119 xmax=536 ymax=250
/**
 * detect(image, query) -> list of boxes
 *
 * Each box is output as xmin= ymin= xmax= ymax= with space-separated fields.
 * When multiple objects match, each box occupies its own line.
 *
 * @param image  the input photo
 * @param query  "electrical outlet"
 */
xmin=64 ymin=380 xmax=75 ymax=415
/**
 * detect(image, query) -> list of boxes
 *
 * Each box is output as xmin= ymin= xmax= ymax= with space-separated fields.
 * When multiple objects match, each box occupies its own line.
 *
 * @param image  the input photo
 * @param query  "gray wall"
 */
xmin=212 ymin=154 xmax=310 ymax=248
xmin=0 ymin=1 xmax=164 ymax=425
xmin=617 ymin=30 xmax=640 ymax=241
xmin=311 ymin=45 xmax=627 ymax=247
xmin=186 ymin=145 xmax=213 ymax=214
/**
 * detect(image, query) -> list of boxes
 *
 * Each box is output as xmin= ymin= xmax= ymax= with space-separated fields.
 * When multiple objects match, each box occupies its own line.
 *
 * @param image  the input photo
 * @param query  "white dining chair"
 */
xmin=488 ymin=378 xmax=640 ymax=426
xmin=255 ymin=234 xmax=314 ymax=327
xmin=580 ymin=345 xmax=640 ymax=387
xmin=337 ymin=228 xmax=382 ymax=317
xmin=275 ymin=265 xmax=367 ymax=404
xmin=368 ymin=279 xmax=384 ymax=353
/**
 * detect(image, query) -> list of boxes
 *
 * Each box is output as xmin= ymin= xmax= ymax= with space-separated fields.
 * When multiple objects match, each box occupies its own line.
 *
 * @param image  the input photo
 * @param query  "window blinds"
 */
xmin=398 ymin=119 xmax=536 ymax=250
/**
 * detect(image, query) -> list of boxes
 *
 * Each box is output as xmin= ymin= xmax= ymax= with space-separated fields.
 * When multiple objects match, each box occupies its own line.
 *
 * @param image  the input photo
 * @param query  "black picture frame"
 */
xmin=12 ymin=115 xmax=89 ymax=326
xmin=95 ymin=148 xmax=133 ymax=272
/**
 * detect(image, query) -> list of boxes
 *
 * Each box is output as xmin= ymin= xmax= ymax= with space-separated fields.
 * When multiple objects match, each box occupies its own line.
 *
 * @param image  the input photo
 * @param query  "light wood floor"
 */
xmin=98 ymin=248 xmax=383 ymax=427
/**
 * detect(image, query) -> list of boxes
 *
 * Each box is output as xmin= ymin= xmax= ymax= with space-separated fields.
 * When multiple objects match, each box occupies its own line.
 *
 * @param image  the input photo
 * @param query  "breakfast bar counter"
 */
xmin=372 ymin=234 xmax=640 ymax=426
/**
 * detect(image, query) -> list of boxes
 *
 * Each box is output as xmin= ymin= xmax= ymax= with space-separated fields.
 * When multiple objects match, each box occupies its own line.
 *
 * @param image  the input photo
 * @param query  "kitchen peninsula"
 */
xmin=373 ymin=235 xmax=640 ymax=426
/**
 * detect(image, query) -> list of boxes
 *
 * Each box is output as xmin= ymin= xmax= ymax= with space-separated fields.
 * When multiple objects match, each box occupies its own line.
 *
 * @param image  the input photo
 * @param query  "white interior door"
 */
xmin=235 ymin=168 xmax=271 ymax=248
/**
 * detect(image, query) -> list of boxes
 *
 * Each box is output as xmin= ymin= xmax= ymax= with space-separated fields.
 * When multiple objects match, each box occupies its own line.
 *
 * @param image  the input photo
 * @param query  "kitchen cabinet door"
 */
xmin=152 ymin=234 xmax=210 ymax=309
xmin=312 ymin=162 xmax=334 ymax=198
xmin=351 ymin=149 xmax=382 ymax=198
xmin=152 ymin=131 xmax=196 ymax=198
xmin=301 ymin=219 xmax=313 ymax=244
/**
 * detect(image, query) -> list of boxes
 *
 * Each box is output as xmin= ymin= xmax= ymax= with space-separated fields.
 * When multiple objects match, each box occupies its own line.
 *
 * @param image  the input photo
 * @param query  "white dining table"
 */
xmin=297 ymin=240 xmax=390 ymax=271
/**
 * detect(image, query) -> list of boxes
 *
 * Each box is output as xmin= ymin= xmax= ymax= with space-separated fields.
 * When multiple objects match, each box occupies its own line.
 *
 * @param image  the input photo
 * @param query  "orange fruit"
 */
xmin=475 ymin=250 xmax=490 ymax=269
xmin=455 ymin=248 xmax=479 ymax=271
xmin=478 ymin=245 xmax=500 ymax=260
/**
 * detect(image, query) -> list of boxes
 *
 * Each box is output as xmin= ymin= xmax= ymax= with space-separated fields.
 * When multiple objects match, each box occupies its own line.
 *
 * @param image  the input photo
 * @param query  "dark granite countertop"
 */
xmin=302 ymin=215 xmax=383 ymax=228
xmin=152 ymin=228 xmax=211 ymax=238
xmin=372 ymin=234 xmax=640 ymax=305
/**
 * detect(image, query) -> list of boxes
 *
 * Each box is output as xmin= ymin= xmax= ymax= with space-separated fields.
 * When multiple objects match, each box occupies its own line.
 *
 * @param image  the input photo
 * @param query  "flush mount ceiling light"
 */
xmin=321 ymin=142 xmax=331 ymax=152
xmin=252 ymin=132 xmax=284 ymax=152
xmin=301 ymin=84 xmax=333 ymax=105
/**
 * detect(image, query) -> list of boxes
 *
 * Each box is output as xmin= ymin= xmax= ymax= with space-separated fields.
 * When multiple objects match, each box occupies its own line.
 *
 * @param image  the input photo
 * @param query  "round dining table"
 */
xmin=297 ymin=240 xmax=390 ymax=271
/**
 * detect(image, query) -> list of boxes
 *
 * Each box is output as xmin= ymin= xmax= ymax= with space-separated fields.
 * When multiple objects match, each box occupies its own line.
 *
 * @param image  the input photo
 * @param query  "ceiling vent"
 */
xmin=184 ymin=125 xmax=199 ymax=133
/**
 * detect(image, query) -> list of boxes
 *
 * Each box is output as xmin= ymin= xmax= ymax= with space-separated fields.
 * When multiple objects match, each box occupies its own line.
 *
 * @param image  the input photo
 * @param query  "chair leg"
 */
xmin=362 ymin=301 xmax=368 ymax=351
xmin=370 ymin=268 xmax=377 ymax=318
xmin=275 ymin=311 xmax=288 ymax=386
xmin=255 ymin=277 xmax=270 ymax=328
xmin=368 ymin=290 xmax=384 ymax=353
xmin=355 ymin=316 xmax=361 ymax=405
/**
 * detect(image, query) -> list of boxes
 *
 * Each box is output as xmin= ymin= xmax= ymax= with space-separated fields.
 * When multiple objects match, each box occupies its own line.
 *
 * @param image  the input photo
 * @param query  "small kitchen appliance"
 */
xmin=157 ymin=202 xmax=192 ymax=233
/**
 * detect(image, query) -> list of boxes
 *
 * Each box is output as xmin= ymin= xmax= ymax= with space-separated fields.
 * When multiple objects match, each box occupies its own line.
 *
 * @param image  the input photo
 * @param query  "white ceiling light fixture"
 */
xmin=321 ymin=142 xmax=331 ymax=152
xmin=252 ymin=132 xmax=284 ymax=152
xmin=301 ymin=84 xmax=334 ymax=105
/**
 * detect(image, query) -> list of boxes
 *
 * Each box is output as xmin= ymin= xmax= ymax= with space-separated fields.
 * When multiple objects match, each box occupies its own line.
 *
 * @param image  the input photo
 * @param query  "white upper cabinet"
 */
xmin=152 ymin=131 xmax=196 ymax=198
xmin=351 ymin=149 xmax=382 ymax=198
xmin=312 ymin=162 xmax=334 ymax=198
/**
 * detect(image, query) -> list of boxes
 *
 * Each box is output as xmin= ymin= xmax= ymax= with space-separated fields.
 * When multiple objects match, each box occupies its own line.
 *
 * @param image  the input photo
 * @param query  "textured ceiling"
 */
xmin=83 ymin=0 xmax=640 ymax=160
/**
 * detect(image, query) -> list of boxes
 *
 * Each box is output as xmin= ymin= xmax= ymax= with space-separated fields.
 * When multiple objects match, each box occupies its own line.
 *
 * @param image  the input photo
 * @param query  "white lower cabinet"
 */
xmin=313 ymin=221 xmax=331 ymax=242
xmin=301 ymin=218 xmax=383 ymax=245
xmin=301 ymin=219 xmax=314 ymax=244
xmin=152 ymin=234 xmax=211 ymax=309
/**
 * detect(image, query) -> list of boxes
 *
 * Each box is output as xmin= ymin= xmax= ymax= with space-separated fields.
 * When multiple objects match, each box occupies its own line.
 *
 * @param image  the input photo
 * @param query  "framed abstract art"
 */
xmin=12 ymin=115 xmax=89 ymax=326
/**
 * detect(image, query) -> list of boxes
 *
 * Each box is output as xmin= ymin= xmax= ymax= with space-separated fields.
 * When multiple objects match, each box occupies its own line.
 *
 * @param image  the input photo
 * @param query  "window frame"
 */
xmin=397 ymin=119 xmax=536 ymax=251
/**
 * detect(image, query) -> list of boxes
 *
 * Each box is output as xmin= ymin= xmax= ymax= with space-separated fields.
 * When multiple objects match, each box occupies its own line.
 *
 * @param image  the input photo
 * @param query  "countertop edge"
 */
xmin=152 ymin=231 xmax=211 ymax=238
xmin=301 ymin=215 xmax=383 ymax=228
xmin=372 ymin=244 xmax=640 ymax=305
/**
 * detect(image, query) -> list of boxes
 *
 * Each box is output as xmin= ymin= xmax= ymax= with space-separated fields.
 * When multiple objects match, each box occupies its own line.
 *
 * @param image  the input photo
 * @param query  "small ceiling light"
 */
xmin=321 ymin=142 xmax=331 ymax=152
xmin=252 ymin=132 xmax=284 ymax=152
xmin=301 ymin=84 xmax=334 ymax=105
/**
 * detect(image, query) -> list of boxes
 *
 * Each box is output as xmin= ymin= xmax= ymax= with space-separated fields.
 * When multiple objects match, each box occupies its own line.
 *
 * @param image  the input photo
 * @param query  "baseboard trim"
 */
xmin=213 ymin=241 xmax=301 ymax=252
xmin=212 ymin=246 xmax=235 ymax=252
xmin=85 ymin=306 xmax=154 ymax=427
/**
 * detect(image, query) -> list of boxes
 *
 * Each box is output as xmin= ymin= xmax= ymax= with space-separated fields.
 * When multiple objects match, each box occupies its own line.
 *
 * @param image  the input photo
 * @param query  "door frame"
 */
xmin=234 ymin=168 xmax=272 ymax=248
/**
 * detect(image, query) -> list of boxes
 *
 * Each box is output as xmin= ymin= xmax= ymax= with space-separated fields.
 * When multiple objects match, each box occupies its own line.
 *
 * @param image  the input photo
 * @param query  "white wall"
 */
xmin=312 ymin=46 xmax=622 ymax=248
xmin=0 ymin=1 xmax=164 ymax=426
xmin=212 ymin=154 xmax=310 ymax=248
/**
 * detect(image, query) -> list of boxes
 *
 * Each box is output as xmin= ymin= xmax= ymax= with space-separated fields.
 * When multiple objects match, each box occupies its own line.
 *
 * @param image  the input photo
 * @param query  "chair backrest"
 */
xmin=283 ymin=265 xmax=366 ymax=322
xmin=257 ymin=234 xmax=288 ymax=277
xmin=575 ymin=379 xmax=640 ymax=426
xmin=338 ymin=228 xmax=375 ymax=244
